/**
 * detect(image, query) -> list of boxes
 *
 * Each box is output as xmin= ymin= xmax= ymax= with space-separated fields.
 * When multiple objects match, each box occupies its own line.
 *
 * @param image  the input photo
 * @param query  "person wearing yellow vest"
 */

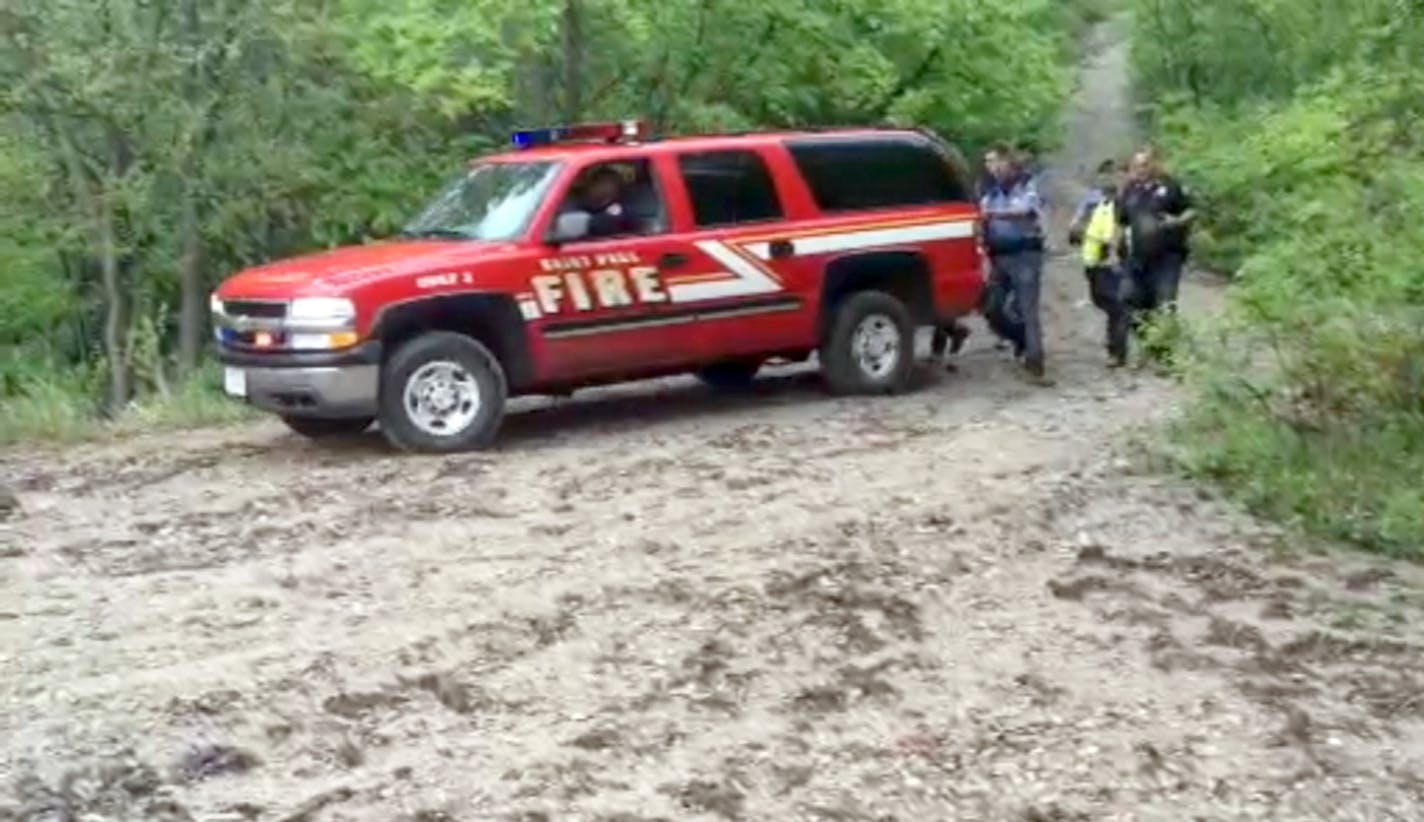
xmin=1069 ymin=159 xmax=1130 ymax=367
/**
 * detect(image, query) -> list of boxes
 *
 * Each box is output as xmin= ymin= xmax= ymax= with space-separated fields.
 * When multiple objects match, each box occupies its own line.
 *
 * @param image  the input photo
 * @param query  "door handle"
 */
xmin=768 ymin=239 xmax=794 ymax=259
xmin=658 ymin=252 xmax=689 ymax=269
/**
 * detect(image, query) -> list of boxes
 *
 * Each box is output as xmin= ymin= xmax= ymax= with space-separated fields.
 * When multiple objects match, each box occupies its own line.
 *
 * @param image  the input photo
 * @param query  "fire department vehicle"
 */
xmin=211 ymin=121 xmax=983 ymax=452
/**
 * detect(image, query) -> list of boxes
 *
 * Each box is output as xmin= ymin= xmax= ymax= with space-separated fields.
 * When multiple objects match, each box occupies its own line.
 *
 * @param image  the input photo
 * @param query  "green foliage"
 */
xmin=1130 ymin=0 xmax=1424 ymax=557
xmin=0 ymin=0 xmax=1089 ymax=440
xmin=0 ymin=131 xmax=77 ymax=353
xmin=0 ymin=361 xmax=256 ymax=447
xmin=1129 ymin=0 xmax=1416 ymax=108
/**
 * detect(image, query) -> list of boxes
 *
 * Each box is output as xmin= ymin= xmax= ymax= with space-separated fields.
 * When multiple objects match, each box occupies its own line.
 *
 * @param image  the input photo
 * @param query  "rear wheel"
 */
xmin=281 ymin=415 xmax=374 ymax=439
xmin=695 ymin=359 xmax=763 ymax=390
xmin=819 ymin=290 xmax=916 ymax=394
xmin=378 ymin=331 xmax=508 ymax=453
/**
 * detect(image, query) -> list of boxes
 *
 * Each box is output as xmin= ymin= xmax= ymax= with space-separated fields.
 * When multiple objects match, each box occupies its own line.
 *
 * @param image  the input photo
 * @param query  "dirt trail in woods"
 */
xmin=3 ymin=22 xmax=1424 ymax=822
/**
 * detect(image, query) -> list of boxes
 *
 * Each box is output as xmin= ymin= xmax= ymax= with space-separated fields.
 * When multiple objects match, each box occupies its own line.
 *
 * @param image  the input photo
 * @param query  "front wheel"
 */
xmin=378 ymin=332 xmax=508 ymax=453
xmin=281 ymin=415 xmax=374 ymax=439
xmin=819 ymin=290 xmax=915 ymax=395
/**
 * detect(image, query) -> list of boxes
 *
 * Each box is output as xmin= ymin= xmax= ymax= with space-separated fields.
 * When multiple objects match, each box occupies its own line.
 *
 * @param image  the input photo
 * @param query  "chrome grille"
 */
xmin=222 ymin=300 xmax=287 ymax=319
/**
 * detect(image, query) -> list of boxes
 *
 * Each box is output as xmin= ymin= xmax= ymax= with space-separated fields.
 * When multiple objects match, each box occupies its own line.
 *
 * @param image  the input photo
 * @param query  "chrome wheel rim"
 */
xmin=403 ymin=360 xmax=481 ymax=437
xmin=852 ymin=313 xmax=901 ymax=379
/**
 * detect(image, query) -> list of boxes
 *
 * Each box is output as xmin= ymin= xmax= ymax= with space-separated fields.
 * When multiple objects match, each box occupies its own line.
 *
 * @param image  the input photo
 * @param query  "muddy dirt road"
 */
xmin=3 ymin=24 xmax=1423 ymax=822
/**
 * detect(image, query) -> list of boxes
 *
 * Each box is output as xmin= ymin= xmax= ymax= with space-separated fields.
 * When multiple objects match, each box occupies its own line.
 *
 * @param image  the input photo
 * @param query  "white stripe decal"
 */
xmin=670 ymin=241 xmax=783 ymax=302
xmin=742 ymin=219 xmax=974 ymax=260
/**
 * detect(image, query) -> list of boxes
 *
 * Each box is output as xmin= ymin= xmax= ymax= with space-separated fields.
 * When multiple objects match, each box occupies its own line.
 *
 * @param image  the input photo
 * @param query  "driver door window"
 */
xmin=535 ymin=156 xmax=693 ymax=380
xmin=553 ymin=158 xmax=668 ymax=242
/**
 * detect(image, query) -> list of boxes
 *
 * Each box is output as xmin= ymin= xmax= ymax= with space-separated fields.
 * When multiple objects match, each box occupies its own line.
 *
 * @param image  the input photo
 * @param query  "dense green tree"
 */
xmin=0 ymin=0 xmax=1083 ymax=421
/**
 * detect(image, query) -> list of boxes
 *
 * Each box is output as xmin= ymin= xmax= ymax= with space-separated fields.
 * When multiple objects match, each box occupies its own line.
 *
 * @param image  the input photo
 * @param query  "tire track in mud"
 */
xmin=4 ymin=20 xmax=1424 ymax=822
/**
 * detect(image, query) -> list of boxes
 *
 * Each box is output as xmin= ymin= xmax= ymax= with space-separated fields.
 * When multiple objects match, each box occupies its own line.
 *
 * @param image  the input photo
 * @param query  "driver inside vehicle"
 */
xmin=564 ymin=165 xmax=637 ymax=239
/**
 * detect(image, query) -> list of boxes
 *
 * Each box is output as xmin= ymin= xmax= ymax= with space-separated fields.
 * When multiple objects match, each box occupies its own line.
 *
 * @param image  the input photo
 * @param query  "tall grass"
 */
xmin=0 ymin=362 xmax=256 ymax=448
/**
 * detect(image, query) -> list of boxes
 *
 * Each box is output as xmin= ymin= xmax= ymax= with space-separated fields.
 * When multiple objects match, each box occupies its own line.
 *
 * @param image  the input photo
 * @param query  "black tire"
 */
xmin=378 ymin=331 xmax=508 ymax=453
xmin=281 ymin=415 xmax=374 ymax=439
xmin=819 ymin=290 xmax=916 ymax=395
xmin=695 ymin=359 xmax=763 ymax=390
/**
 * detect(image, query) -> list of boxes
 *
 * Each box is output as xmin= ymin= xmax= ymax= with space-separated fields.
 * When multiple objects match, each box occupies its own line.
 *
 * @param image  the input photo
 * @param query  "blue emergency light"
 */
xmin=511 ymin=120 xmax=646 ymax=149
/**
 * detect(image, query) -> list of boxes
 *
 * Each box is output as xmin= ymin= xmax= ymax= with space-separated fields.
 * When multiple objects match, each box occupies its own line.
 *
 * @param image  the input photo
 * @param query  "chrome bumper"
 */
xmin=228 ymin=364 xmax=379 ymax=418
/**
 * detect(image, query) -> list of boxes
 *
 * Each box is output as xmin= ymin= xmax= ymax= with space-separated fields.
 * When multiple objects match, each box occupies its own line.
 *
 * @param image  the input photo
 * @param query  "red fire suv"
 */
xmin=212 ymin=121 xmax=983 ymax=452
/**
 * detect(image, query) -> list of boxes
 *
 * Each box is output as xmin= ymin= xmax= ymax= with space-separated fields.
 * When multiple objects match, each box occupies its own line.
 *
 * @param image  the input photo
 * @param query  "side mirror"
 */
xmin=549 ymin=211 xmax=590 ymax=244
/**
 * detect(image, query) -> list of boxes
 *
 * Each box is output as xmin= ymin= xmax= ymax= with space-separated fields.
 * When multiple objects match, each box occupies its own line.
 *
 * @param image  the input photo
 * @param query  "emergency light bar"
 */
xmin=511 ymin=120 xmax=646 ymax=149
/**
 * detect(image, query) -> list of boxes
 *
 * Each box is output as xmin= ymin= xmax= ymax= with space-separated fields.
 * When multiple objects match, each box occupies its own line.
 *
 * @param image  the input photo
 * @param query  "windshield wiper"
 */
xmin=399 ymin=227 xmax=475 ymax=240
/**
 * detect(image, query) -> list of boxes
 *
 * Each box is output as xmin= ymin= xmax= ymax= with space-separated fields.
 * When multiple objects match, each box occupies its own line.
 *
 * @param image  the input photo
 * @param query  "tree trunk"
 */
xmin=176 ymin=0 xmax=206 ymax=376
xmin=98 ymin=182 xmax=130 ymax=410
xmin=177 ymin=179 xmax=205 ymax=375
xmin=561 ymin=0 xmax=584 ymax=122
xmin=49 ymin=121 xmax=131 ymax=411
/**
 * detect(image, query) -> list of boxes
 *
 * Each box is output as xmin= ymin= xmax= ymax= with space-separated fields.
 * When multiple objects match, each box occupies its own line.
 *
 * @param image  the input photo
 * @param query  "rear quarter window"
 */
xmin=676 ymin=150 xmax=784 ymax=227
xmin=786 ymin=137 xmax=973 ymax=212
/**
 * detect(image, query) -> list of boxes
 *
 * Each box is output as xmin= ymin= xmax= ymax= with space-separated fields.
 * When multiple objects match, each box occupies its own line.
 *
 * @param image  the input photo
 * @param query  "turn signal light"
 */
xmin=290 ymin=331 xmax=359 ymax=350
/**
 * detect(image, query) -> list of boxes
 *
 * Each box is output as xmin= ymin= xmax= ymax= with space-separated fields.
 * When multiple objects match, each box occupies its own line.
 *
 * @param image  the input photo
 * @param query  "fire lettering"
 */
xmin=531 ymin=274 xmax=564 ymax=314
xmin=528 ymin=264 xmax=668 ymax=314
xmin=628 ymin=266 xmax=666 ymax=303
xmin=564 ymin=271 xmax=593 ymax=311
xmin=589 ymin=269 xmax=633 ymax=308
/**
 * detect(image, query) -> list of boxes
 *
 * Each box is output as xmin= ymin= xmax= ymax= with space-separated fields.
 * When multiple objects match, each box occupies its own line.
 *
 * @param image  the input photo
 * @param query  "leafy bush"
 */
xmin=1132 ymin=0 xmax=1424 ymax=556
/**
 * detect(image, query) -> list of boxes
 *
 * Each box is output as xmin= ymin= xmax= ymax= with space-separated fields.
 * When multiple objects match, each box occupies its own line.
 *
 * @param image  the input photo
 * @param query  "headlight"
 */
xmin=210 ymin=293 xmax=223 ymax=314
xmin=288 ymin=297 xmax=355 ymax=324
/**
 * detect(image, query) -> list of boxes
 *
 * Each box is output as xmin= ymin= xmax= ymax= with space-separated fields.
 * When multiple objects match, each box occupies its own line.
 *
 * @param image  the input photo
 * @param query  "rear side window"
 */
xmin=787 ymin=137 xmax=972 ymax=212
xmin=677 ymin=150 xmax=783 ymax=227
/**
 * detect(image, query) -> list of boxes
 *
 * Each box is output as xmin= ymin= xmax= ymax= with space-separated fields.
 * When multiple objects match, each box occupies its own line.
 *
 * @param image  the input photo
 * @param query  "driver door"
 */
xmin=529 ymin=155 xmax=701 ymax=382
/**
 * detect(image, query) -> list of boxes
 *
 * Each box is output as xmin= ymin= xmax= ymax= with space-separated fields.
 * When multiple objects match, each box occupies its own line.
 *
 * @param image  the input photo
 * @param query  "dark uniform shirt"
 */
xmin=1116 ymin=175 xmax=1192 ymax=260
xmin=586 ymin=201 xmax=636 ymax=238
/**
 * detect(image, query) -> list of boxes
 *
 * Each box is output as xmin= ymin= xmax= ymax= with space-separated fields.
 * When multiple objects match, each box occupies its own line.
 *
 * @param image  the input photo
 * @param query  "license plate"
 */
xmin=223 ymin=367 xmax=247 ymax=398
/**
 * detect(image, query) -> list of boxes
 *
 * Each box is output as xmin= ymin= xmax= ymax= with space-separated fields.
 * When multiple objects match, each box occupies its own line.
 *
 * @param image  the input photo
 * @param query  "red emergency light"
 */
xmin=511 ymin=120 xmax=646 ymax=149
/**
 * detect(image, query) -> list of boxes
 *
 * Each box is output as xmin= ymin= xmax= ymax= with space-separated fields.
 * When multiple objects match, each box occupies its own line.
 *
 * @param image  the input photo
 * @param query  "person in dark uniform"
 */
xmin=968 ymin=152 xmax=1021 ymax=356
xmin=572 ymin=165 xmax=637 ymax=238
xmin=980 ymin=143 xmax=1050 ymax=384
xmin=1117 ymin=148 xmax=1195 ymax=352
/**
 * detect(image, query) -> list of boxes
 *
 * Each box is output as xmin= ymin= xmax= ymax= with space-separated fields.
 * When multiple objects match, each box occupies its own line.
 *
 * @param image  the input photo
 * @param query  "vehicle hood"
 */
xmin=217 ymin=240 xmax=520 ymax=298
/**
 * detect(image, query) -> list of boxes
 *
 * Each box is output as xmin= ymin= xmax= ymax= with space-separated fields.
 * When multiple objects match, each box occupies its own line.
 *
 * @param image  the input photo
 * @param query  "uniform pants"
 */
xmin=984 ymin=250 xmax=1044 ymax=367
xmin=1085 ymin=264 xmax=1129 ymax=360
xmin=979 ymin=263 xmax=1020 ymax=352
xmin=1128 ymin=251 xmax=1185 ymax=323
xmin=1127 ymin=251 xmax=1186 ymax=361
xmin=929 ymin=321 xmax=968 ymax=357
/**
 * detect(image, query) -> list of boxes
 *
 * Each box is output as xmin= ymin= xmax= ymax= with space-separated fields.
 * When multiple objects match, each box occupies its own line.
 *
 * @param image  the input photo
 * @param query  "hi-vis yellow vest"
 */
xmin=1081 ymin=198 xmax=1117 ymax=266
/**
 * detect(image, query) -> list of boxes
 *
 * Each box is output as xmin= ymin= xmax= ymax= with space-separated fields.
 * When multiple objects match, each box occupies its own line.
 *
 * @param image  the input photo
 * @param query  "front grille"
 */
xmin=218 ymin=327 xmax=287 ymax=348
xmin=223 ymin=300 xmax=287 ymax=319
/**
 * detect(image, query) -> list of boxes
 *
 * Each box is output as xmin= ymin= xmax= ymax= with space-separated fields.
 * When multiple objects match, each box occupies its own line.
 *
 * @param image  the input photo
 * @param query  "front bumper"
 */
xmin=217 ymin=342 xmax=382 ymax=418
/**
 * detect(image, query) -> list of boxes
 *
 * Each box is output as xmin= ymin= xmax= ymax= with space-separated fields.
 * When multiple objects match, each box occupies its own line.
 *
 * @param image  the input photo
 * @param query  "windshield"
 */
xmin=401 ymin=161 xmax=563 ymax=241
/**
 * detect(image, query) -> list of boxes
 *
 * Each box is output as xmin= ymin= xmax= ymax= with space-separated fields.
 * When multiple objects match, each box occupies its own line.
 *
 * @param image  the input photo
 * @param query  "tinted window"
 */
xmin=787 ymin=137 xmax=972 ymax=212
xmin=677 ymin=151 xmax=783 ymax=227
